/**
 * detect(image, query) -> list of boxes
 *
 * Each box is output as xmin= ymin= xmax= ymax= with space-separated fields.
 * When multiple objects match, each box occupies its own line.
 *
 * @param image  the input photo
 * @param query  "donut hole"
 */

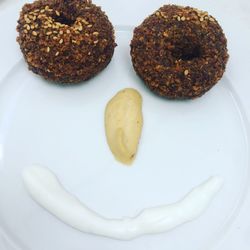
xmin=172 ymin=44 xmax=201 ymax=61
xmin=53 ymin=14 xmax=75 ymax=26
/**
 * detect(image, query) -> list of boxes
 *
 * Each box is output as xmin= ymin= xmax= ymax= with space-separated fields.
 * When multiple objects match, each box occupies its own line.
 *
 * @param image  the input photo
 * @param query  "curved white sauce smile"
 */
xmin=22 ymin=166 xmax=223 ymax=240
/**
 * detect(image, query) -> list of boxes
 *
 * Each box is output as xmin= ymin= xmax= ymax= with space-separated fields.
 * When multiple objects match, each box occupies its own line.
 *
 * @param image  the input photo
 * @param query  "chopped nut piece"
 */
xmin=25 ymin=17 xmax=31 ymax=23
xmin=46 ymin=47 xmax=50 ymax=53
xmin=59 ymin=38 xmax=63 ymax=44
xmin=193 ymin=86 xmax=200 ymax=91
xmin=163 ymin=31 xmax=168 ymax=37
xmin=184 ymin=70 xmax=189 ymax=75
xmin=81 ymin=19 xmax=89 ymax=25
xmin=161 ymin=12 xmax=167 ymax=18
xmin=77 ymin=25 xmax=83 ymax=31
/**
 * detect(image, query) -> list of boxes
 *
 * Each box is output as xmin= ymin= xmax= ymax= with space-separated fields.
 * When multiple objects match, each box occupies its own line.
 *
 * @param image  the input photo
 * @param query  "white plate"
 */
xmin=0 ymin=1 xmax=250 ymax=250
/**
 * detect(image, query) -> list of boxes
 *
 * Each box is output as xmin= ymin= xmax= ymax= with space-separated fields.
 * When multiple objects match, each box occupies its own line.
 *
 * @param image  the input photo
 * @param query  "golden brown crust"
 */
xmin=130 ymin=5 xmax=229 ymax=99
xmin=17 ymin=0 xmax=116 ymax=83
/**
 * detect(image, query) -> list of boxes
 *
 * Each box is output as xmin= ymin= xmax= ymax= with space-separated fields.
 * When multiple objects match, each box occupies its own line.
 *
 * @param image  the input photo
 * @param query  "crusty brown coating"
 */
xmin=131 ymin=5 xmax=229 ymax=99
xmin=17 ymin=0 xmax=116 ymax=83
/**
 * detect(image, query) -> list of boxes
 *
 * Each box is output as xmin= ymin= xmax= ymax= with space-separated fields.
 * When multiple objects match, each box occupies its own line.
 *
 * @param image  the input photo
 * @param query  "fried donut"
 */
xmin=131 ymin=5 xmax=229 ymax=99
xmin=17 ymin=0 xmax=116 ymax=83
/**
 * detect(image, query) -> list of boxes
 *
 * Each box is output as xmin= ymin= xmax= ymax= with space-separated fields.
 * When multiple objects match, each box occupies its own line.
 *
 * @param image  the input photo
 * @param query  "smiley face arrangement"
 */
xmin=17 ymin=0 xmax=228 ymax=241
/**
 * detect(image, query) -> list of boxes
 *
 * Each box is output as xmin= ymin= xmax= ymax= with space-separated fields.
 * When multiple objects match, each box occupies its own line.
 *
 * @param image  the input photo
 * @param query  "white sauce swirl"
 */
xmin=22 ymin=166 xmax=223 ymax=240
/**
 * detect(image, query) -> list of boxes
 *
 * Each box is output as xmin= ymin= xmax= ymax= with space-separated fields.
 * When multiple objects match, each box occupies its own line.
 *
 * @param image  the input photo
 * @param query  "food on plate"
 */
xmin=17 ymin=0 xmax=116 ymax=83
xmin=105 ymin=88 xmax=143 ymax=165
xmin=23 ymin=165 xmax=223 ymax=240
xmin=130 ymin=5 xmax=229 ymax=99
